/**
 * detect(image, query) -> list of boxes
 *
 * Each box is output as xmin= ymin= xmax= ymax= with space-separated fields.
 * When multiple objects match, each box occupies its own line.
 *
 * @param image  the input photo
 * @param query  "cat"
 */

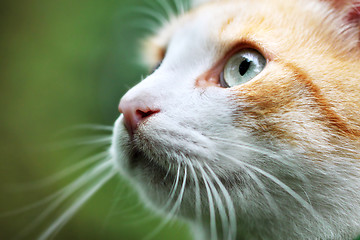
xmin=110 ymin=0 xmax=360 ymax=239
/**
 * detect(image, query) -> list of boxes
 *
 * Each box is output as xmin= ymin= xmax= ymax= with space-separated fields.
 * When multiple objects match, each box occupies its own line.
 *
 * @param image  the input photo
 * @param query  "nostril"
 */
xmin=136 ymin=109 xmax=159 ymax=119
xmin=121 ymin=108 xmax=159 ymax=137
xmin=119 ymin=97 xmax=160 ymax=137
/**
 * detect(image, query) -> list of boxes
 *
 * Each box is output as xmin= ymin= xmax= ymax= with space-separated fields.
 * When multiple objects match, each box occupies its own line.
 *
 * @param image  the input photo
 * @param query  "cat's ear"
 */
xmin=322 ymin=0 xmax=360 ymax=26
xmin=323 ymin=0 xmax=360 ymax=46
xmin=324 ymin=0 xmax=360 ymax=22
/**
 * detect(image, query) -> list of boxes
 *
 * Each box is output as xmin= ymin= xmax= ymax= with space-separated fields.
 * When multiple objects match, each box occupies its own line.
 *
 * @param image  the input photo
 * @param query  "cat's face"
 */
xmin=111 ymin=0 xmax=360 ymax=239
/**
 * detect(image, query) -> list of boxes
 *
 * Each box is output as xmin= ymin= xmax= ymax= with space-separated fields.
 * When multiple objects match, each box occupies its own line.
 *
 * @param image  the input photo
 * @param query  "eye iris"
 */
xmin=239 ymin=59 xmax=251 ymax=76
xmin=221 ymin=49 xmax=266 ymax=88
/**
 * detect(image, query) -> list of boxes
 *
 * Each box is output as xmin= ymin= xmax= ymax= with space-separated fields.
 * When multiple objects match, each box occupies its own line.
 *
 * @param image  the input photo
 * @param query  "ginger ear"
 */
xmin=322 ymin=0 xmax=360 ymax=23
xmin=346 ymin=2 xmax=360 ymax=23
xmin=322 ymin=0 xmax=360 ymax=46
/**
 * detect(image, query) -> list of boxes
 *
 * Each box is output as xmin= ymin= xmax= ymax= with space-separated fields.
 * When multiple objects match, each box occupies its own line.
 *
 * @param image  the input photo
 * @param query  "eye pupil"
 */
xmin=239 ymin=59 xmax=251 ymax=76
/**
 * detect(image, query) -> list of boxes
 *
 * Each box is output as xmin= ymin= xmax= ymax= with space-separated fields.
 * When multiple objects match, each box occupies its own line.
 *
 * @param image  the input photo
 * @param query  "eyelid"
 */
xmin=148 ymin=47 xmax=167 ymax=74
xmin=150 ymin=60 xmax=163 ymax=74
xmin=195 ymin=41 xmax=271 ymax=88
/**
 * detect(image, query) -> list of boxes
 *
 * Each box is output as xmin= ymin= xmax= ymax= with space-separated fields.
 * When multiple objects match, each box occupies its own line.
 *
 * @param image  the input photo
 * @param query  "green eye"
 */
xmin=220 ymin=49 xmax=266 ymax=87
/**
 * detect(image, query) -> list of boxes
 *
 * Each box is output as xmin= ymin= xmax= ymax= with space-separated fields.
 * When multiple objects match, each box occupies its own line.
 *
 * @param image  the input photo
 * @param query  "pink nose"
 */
xmin=118 ymin=98 xmax=159 ymax=137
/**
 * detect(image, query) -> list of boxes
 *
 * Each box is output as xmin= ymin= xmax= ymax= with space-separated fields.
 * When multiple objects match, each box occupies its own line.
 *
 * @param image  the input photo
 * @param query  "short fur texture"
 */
xmin=111 ymin=0 xmax=360 ymax=239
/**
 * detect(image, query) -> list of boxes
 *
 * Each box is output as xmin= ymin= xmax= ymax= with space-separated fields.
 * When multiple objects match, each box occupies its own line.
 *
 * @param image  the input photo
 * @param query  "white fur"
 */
xmin=111 ymin=0 xmax=360 ymax=239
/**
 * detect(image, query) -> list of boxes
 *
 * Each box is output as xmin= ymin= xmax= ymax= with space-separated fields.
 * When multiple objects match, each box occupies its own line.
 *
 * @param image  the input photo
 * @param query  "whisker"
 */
xmin=6 ymin=151 xmax=109 ymax=192
xmin=144 ymin=163 xmax=186 ymax=240
xmin=198 ymin=163 xmax=218 ymax=240
xmin=173 ymin=165 xmax=187 ymax=215
xmin=38 ymin=168 xmax=116 ymax=240
xmin=214 ymin=150 xmax=281 ymax=218
xmin=141 ymin=163 xmax=180 ymax=239
xmin=204 ymin=163 xmax=237 ymax=240
xmin=163 ymin=162 xmax=173 ymax=180
xmin=58 ymin=124 xmax=114 ymax=133
xmin=125 ymin=20 xmax=160 ymax=35
xmin=209 ymin=135 xmax=311 ymax=186
xmin=164 ymin=163 xmax=181 ymax=210
xmin=241 ymin=165 xmax=281 ymax=217
xmin=130 ymin=6 xmax=169 ymax=27
xmin=209 ymin=136 xmax=291 ymax=165
xmin=47 ymin=136 xmax=112 ymax=150
xmin=0 ymin=190 xmax=62 ymax=218
xmin=179 ymin=0 xmax=191 ymax=12
xmin=173 ymin=0 xmax=186 ymax=15
xmin=100 ymin=181 xmax=123 ymax=232
xmin=201 ymin=166 xmax=228 ymax=240
xmin=154 ymin=0 xmax=176 ymax=20
xmin=73 ymin=136 xmax=113 ymax=145
xmin=217 ymin=152 xmax=322 ymax=221
xmin=50 ymin=124 xmax=113 ymax=143
xmin=14 ymin=160 xmax=113 ymax=239
xmin=186 ymin=159 xmax=202 ymax=224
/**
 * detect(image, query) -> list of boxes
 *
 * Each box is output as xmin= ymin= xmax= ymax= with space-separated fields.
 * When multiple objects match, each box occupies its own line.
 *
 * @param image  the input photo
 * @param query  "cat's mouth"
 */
xmin=123 ymin=144 xmax=188 ymax=190
xmin=113 ymin=116 xmax=175 ymax=176
xmin=114 ymin=115 xmax=226 ymax=184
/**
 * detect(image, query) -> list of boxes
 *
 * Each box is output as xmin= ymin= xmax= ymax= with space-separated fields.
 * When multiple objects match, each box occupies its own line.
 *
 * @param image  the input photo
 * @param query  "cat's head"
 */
xmin=111 ymin=0 xmax=360 ymax=239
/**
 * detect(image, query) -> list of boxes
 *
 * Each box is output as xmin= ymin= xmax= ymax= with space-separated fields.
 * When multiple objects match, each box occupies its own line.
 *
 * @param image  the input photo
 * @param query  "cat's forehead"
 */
xmin=142 ymin=0 xmax=356 ymax=67
xmin=143 ymin=0 xmax=272 ymax=65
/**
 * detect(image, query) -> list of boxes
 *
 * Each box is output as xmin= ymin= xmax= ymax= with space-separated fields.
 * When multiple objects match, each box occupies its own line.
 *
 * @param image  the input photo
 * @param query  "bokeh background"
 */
xmin=0 ymin=0 xmax=191 ymax=239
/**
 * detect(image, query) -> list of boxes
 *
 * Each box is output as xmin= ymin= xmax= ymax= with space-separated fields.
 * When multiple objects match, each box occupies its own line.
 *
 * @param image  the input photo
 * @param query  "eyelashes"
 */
xmin=149 ymin=46 xmax=166 ymax=74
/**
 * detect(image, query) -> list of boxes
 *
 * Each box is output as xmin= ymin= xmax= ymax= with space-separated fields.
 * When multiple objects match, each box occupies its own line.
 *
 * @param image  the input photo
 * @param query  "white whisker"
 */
xmin=204 ymin=163 xmax=237 ymax=240
xmin=60 ymin=124 xmax=114 ymax=132
xmin=164 ymin=163 xmax=181 ymax=210
xmin=38 ymin=169 xmax=116 ymax=240
xmin=209 ymin=136 xmax=292 ymax=165
xmin=7 ymin=151 xmax=108 ymax=192
xmin=126 ymin=20 xmax=160 ymax=35
xmin=0 ymin=190 xmax=61 ymax=218
xmin=201 ymin=166 xmax=228 ymax=240
xmin=15 ymin=160 xmax=113 ymax=239
xmin=186 ymin=159 xmax=202 ymax=224
xmin=173 ymin=0 xmax=185 ymax=15
xmin=163 ymin=162 xmax=173 ymax=180
xmin=198 ymin=163 xmax=218 ymax=240
xmin=217 ymin=152 xmax=321 ymax=220
xmin=61 ymin=136 xmax=112 ymax=147
xmin=144 ymin=163 xmax=186 ymax=240
xmin=215 ymin=151 xmax=281 ymax=218
xmin=154 ymin=0 xmax=176 ymax=20
xmin=173 ymin=165 xmax=187 ymax=215
xmin=131 ymin=6 xmax=169 ymax=27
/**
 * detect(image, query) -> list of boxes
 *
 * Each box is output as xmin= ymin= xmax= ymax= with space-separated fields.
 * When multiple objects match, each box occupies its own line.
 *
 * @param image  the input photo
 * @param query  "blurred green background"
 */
xmin=0 ymin=0 xmax=191 ymax=239
xmin=2 ymin=1 xmax=360 ymax=240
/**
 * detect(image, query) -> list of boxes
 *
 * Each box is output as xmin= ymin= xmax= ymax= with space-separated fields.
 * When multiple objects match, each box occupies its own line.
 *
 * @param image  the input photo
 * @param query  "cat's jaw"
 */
xmin=112 ymin=107 xmax=360 ymax=240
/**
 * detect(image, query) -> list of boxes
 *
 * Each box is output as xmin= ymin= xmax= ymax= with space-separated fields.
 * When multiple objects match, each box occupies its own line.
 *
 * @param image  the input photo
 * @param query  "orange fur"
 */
xmin=144 ymin=0 xmax=360 ymax=143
